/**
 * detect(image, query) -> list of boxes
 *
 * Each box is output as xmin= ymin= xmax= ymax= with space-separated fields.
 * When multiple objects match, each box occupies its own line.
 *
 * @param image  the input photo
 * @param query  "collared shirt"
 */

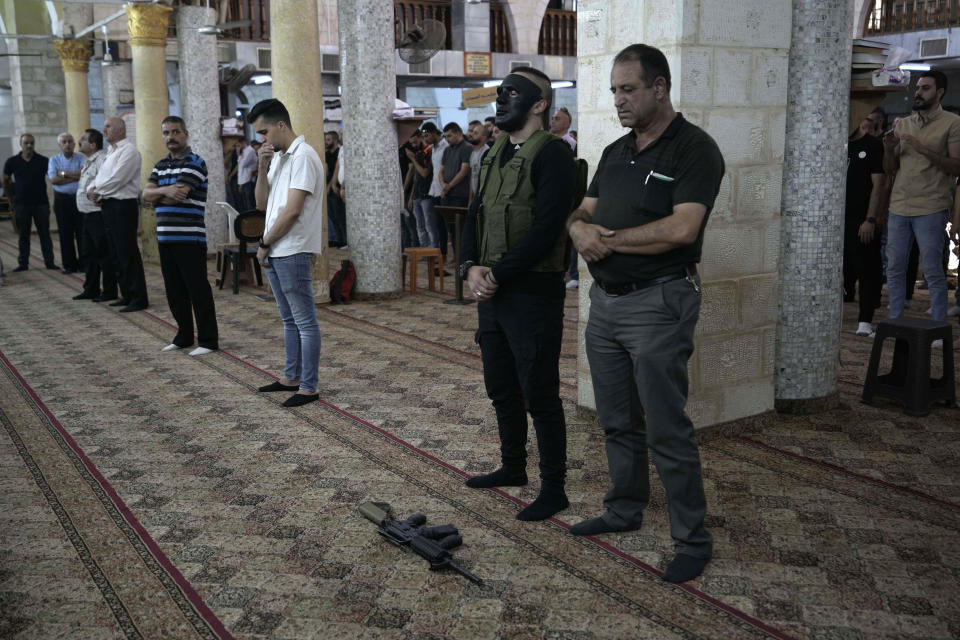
xmin=93 ymin=138 xmax=141 ymax=200
xmin=237 ymin=145 xmax=257 ymax=185
xmin=890 ymin=105 xmax=960 ymax=217
xmin=265 ymin=135 xmax=325 ymax=258
xmin=47 ymin=152 xmax=85 ymax=195
xmin=76 ymin=150 xmax=106 ymax=213
xmin=442 ymin=140 xmax=472 ymax=201
xmin=585 ymin=113 xmax=725 ymax=283
xmin=148 ymin=147 xmax=208 ymax=244
xmin=3 ymin=153 xmax=49 ymax=205
xmin=428 ymin=138 xmax=448 ymax=197
xmin=561 ymin=133 xmax=577 ymax=152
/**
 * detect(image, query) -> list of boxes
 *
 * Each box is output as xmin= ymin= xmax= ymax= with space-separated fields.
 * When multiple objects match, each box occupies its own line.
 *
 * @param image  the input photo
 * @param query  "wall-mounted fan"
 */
xmin=397 ymin=18 xmax=446 ymax=65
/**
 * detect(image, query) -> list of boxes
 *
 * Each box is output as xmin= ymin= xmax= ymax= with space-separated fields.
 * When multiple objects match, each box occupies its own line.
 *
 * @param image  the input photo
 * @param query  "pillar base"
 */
xmin=774 ymin=392 xmax=841 ymax=415
xmin=351 ymin=290 xmax=405 ymax=302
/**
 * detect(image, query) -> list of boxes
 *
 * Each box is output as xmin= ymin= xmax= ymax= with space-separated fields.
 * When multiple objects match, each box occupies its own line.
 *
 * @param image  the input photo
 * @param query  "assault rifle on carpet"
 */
xmin=358 ymin=501 xmax=483 ymax=585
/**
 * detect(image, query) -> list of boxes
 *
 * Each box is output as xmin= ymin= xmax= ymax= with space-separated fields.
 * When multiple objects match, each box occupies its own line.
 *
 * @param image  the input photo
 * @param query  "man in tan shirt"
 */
xmin=883 ymin=70 xmax=960 ymax=326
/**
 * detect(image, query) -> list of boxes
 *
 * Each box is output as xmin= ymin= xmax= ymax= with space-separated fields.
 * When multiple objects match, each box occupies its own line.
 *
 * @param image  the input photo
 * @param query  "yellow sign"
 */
xmin=464 ymin=52 xmax=492 ymax=77
xmin=462 ymin=86 xmax=499 ymax=108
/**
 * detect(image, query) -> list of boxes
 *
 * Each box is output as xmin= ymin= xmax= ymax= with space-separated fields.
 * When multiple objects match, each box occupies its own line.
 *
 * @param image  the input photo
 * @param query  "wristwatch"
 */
xmin=458 ymin=260 xmax=475 ymax=281
xmin=258 ymin=239 xmax=271 ymax=249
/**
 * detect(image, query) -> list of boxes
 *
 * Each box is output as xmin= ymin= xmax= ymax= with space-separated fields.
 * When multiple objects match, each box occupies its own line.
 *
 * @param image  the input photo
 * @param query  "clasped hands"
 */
xmin=569 ymin=220 xmax=616 ymax=263
xmin=157 ymin=183 xmax=191 ymax=205
xmin=466 ymin=266 xmax=499 ymax=301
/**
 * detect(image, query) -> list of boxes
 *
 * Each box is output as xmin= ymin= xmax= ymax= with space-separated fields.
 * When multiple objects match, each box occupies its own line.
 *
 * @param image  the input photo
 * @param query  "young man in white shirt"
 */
xmin=250 ymin=99 xmax=325 ymax=408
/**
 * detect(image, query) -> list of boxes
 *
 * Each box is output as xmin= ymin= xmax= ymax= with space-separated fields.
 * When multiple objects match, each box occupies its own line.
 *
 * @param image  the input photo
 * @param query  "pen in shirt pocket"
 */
xmin=644 ymin=170 xmax=675 ymax=185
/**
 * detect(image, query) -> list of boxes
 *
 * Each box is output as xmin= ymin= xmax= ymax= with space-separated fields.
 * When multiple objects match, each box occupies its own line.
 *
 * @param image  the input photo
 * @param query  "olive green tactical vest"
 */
xmin=477 ymin=129 xmax=568 ymax=272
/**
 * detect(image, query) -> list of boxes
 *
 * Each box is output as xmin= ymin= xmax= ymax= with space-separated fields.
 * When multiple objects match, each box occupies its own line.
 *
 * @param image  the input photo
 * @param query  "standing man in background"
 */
xmin=236 ymin=138 xmax=258 ymax=211
xmin=3 ymin=133 xmax=57 ymax=272
xmin=143 ymin=116 xmax=219 ymax=357
xmin=49 ymin=132 xmax=86 ymax=274
xmin=73 ymin=128 xmax=116 ymax=302
xmin=89 ymin=116 xmax=148 ymax=313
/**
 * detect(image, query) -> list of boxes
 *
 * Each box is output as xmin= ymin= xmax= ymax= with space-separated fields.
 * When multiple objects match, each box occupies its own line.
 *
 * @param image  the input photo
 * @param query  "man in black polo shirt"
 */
xmin=2 ymin=133 xmax=57 ymax=271
xmin=567 ymin=44 xmax=724 ymax=583
xmin=439 ymin=122 xmax=471 ymax=208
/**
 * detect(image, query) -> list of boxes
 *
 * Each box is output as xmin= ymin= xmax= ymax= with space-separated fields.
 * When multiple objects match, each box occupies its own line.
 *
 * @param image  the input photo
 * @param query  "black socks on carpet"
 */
xmin=516 ymin=489 xmax=568 ymax=521
xmin=258 ymin=381 xmax=299 ymax=392
xmin=465 ymin=467 xmax=528 ymax=489
xmin=282 ymin=393 xmax=319 ymax=407
xmin=569 ymin=516 xmax=642 ymax=536
xmin=662 ymin=553 xmax=709 ymax=583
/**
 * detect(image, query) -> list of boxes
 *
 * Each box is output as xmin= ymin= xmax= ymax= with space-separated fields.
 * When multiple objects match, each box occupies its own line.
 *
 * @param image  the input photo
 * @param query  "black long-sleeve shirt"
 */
xmin=460 ymin=138 xmax=575 ymax=288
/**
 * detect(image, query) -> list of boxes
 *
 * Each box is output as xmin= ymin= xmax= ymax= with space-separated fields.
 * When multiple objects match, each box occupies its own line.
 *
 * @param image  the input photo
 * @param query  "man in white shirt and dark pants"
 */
xmin=237 ymin=138 xmax=258 ymax=211
xmin=88 ymin=116 xmax=148 ymax=312
xmin=249 ymin=99 xmax=325 ymax=408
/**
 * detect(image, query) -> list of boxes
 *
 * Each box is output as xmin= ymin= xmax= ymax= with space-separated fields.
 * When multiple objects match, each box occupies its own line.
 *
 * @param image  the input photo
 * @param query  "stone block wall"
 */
xmin=7 ymin=37 xmax=67 ymax=158
xmin=576 ymin=0 xmax=790 ymax=428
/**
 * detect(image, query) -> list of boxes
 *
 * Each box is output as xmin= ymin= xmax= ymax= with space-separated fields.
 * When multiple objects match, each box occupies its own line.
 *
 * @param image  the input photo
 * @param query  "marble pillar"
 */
xmin=178 ymin=5 xmax=228 ymax=251
xmin=54 ymin=39 xmax=93 ymax=139
xmin=775 ymin=0 xmax=853 ymax=410
xmin=272 ymin=0 xmax=329 ymax=302
xmin=101 ymin=62 xmax=133 ymax=119
xmin=126 ymin=3 xmax=173 ymax=263
xmin=338 ymin=0 xmax=404 ymax=297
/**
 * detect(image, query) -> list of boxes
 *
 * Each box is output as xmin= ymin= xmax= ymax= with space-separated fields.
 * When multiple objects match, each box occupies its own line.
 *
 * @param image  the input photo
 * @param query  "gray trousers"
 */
xmin=585 ymin=277 xmax=712 ymax=558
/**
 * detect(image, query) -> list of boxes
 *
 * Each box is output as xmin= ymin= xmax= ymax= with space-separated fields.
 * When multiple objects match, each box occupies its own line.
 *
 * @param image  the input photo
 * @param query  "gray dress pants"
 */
xmin=585 ymin=276 xmax=712 ymax=558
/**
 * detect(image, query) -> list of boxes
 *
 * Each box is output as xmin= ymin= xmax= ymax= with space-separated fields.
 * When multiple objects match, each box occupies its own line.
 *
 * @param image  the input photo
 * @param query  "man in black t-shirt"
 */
xmin=2 ymin=133 xmax=57 ymax=271
xmin=844 ymin=112 xmax=887 ymax=337
xmin=324 ymin=131 xmax=347 ymax=248
xmin=440 ymin=122 xmax=472 ymax=207
xmin=566 ymin=45 xmax=724 ymax=583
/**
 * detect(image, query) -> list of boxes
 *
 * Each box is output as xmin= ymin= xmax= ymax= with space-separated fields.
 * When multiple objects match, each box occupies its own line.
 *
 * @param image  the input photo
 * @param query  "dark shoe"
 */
xmin=465 ymin=467 xmax=528 ymax=489
xmin=108 ymin=299 xmax=130 ymax=307
xmin=118 ymin=304 xmax=146 ymax=313
xmin=258 ymin=381 xmax=300 ymax=392
xmin=45 ymin=264 xmax=59 ymax=270
xmin=93 ymin=295 xmax=118 ymax=303
xmin=516 ymin=488 xmax=569 ymax=521
xmin=73 ymin=292 xmax=96 ymax=300
xmin=662 ymin=554 xmax=709 ymax=583
xmin=569 ymin=516 xmax=642 ymax=536
xmin=282 ymin=393 xmax=319 ymax=407
xmin=12 ymin=265 xmax=28 ymax=272
xmin=62 ymin=268 xmax=77 ymax=274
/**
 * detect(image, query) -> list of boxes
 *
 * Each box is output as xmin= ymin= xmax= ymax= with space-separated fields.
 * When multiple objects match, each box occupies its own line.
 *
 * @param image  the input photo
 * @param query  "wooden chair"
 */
xmin=217 ymin=209 xmax=265 ymax=294
xmin=401 ymin=247 xmax=444 ymax=295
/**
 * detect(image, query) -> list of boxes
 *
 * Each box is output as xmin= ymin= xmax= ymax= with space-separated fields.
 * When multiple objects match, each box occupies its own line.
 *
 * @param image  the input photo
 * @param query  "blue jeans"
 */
xmin=886 ymin=210 xmax=949 ymax=321
xmin=265 ymin=253 xmax=321 ymax=393
xmin=412 ymin=198 xmax=434 ymax=247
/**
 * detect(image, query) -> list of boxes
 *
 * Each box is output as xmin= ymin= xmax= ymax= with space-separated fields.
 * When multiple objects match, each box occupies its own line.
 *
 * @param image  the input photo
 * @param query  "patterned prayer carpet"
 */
xmin=0 ymin=229 xmax=958 ymax=639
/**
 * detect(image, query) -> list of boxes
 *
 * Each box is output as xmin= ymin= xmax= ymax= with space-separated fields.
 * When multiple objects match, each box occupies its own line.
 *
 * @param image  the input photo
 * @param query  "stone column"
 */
xmin=273 ymin=0 xmax=329 ymax=301
xmin=126 ymin=2 xmax=173 ymax=263
xmin=101 ymin=61 xmax=133 ymax=119
xmin=775 ymin=0 xmax=853 ymax=411
xmin=54 ymin=39 xmax=93 ymax=138
xmin=338 ymin=0 xmax=403 ymax=297
xmin=177 ymin=5 xmax=228 ymax=251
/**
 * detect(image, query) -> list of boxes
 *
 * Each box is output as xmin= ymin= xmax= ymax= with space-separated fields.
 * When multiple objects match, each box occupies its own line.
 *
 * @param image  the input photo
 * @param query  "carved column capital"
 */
xmin=54 ymin=39 xmax=93 ymax=73
xmin=125 ymin=3 xmax=173 ymax=47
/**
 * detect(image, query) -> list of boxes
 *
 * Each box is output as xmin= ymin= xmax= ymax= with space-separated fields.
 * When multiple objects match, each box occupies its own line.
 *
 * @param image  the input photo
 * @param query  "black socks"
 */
xmin=569 ymin=516 xmax=642 ymax=536
xmin=662 ymin=553 xmax=709 ymax=583
xmin=516 ymin=489 xmax=569 ymax=521
xmin=465 ymin=467 xmax=528 ymax=489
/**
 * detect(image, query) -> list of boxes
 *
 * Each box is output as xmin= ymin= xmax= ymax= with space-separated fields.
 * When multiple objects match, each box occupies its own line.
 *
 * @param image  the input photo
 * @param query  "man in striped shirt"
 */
xmin=143 ymin=116 xmax=219 ymax=356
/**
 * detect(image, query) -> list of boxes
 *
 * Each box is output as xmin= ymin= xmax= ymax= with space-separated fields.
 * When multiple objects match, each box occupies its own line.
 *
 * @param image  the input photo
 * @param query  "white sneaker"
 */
xmin=855 ymin=322 xmax=875 ymax=338
xmin=161 ymin=344 xmax=182 ymax=352
xmin=925 ymin=307 xmax=932 ymax=316
xmin=189 ymin=347 xmax=214 ymax=357
xmin=932 ymin=339 xmax=943 ymax=349
xmin=948 ymin=305 xmax=960 ymax=317
xmin=566 ymin=279 xmax=579 ymax=289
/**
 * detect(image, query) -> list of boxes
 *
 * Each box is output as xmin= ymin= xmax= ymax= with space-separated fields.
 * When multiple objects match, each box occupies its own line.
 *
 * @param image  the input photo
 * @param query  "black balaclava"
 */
xmin=495 ymin=72 xmax=549 ymax=132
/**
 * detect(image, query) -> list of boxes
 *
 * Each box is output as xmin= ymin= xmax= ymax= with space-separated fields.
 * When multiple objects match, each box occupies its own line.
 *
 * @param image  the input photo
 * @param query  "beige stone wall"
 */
xmin=576 ymin=0 xmax=789 ymax=428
